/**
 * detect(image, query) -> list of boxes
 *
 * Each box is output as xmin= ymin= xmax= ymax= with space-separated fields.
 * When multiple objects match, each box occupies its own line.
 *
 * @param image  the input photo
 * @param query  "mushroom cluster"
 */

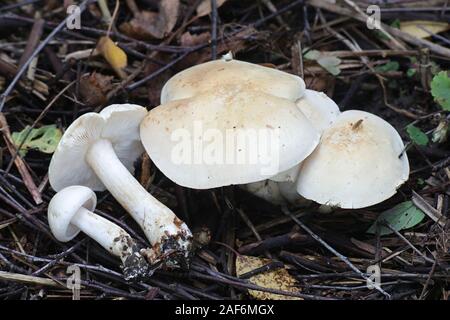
xmin=141 ymin=55 xmax=409 ymax=210
xmin=46 ymin=55 xmax=410 ymax=280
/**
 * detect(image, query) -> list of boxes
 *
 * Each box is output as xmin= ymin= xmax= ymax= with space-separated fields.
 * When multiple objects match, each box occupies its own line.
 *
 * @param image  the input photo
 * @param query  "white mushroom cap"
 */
xmin=48 ymin=185 xmax=97 ymax=242
xmin=141 ymin=87 xmax=320 ymax=189
xmin=295 ymin=89 xmax=340 ymax=133
xmin=270 ymin=90 xmax=339 ymax=183
xmin=48 ymin=104 xmax=147 ymax=192
xmin=296 ymin=110 xmax=410 ymax=209
xmin=160 ymin=59 xmax=306 ymax=104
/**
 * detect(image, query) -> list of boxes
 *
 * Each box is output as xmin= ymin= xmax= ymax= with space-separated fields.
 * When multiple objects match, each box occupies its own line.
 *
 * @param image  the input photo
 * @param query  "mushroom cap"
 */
xmin=270 ymin=90 xmax=339 ymax=183
xmin=160 ymin=59 xmax=306 ymax=104
xmin=296 ymin=110 xmax=410 ymax=209
xmin=49 ymin=104 xmax=147 ymax=192
xmin=295 ymin=89 xmax=340 ymax=133
xmin=140 ymin=87 xmax=320 ymax=189
xmin=48 ymin=185 xmax=97 ymax=242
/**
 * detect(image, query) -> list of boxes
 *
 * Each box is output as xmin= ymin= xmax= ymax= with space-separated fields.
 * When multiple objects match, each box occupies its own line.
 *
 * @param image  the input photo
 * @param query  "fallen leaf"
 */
xmin=196 ymin=0 xmax=227 ymax=17
xmin=79 ymin=72 xmax=113 ymax=107
xmin=180 ymin=31 xmax=211 ymax=47
xmin=235 ymin=255 xmax=302 ymax=300
xmin=96 ymin=36 xmax=127 ymax=79
xmin=304 ymin=50 xmax=341 ymax=76
xmin=431 ymin=71 xmax=450 ymax=111
xmin=11 ymin=125 xmax=62 ymax=157
xmin=120 ymin=0 xmax=179 ymax=39
xmin=432 ymin=119 xmax=448 ymax=143
xmin=400 ymin=20 xmax=449 ymax=39
xmin=406 ymin=124 xmax=429 ymax=146
xmin=367 ymin=201 xmax=425 ymax=236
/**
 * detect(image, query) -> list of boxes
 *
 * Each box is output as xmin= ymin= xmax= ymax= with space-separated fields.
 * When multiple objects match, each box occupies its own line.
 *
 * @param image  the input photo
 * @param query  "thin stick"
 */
xmin=282 ymin=207 xmax=391 ymax=299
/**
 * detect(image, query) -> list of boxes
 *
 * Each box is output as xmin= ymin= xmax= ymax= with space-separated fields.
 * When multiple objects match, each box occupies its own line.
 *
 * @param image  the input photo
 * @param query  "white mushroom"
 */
xmin=48 ymin=186 xmax=150 ymax=280
xmin=295 ymin=89 xmax=340 ymax=133
xmin=269 ymin=89 xmax=340 ymax=183
xmin=246 ymin=89 xmax=340 ymax=206
xmin=296 ymin=110 xmax=410 ymax=209
xmin=140 ymin=86 xmax=320 ymax=189
xmin=48 ymin=104 xmax=193 ymax=269
xmin=160 ymin=58 xmax=306 ymax=104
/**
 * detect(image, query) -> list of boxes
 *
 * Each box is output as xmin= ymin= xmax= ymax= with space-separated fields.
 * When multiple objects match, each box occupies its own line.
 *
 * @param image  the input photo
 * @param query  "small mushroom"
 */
xmin=140 ymin=87 xmax=320 ymax=189
xmin=245 ymin=89 xmax=340 ymax=206
xmin=160 ymin=57 xmax=306 ymax=104
xmin=48 ymin=186 xmax=150 ymax=280
xmin=296 ymin=110 xmax=410 ymax=209
xmin=48 ymin=104 xmax=193 ymax=269
xmin=270 ymin=89 xmax=340 ymax=183
xmin=295 ymin=89 xmax=340 ymax=133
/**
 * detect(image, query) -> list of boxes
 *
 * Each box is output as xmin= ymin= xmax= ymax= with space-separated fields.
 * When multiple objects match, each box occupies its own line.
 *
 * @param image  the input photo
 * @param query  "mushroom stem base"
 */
xmin=86 ymin=139 xmax=194 ymax=270
xmin=71 ymin=207 xmax=150 ymax=281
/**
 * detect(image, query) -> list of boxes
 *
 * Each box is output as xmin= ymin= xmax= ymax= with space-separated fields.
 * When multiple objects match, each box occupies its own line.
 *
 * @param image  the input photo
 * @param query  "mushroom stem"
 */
xmin=85 ymin=139 xmax=193 ymax=268
xmin=70 ymin=207 xmax=149 ymax=279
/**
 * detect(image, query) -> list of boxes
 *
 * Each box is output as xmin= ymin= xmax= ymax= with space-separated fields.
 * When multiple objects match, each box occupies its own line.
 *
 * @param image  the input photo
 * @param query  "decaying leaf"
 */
xmin=367 ymin=201 xmax=425 ymax=236
xmin=400 ymin=20 xmax=449 ymax=39
xmin=96 ymin=36 xmax=128 ymax=79
xmin=180 ymin=31 xmax=211 ymax=47
xmin=120 ymin=0 xmax=179 ymax=39
xmin=79 ymin=72 xmax=113 ymax=107
xmin=11 ymin=125 xmax=62 ymax=157
xmin=235 ymin=255 xmax=301 ymax=300
xmin=196 ymin=0 xmax=227 ymax=17
xmin=432 ymin=119 xmax=448 ymax=144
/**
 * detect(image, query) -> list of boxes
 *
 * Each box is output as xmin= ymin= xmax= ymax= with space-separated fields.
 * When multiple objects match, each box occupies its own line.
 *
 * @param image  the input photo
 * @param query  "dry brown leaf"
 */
xmin=196 ymin=0 xmax=227 ymax=17
xmin=96 ymin=36 xmax=127 ymax=79
xmin=120 ymin=0 xmax=179 ymax=39
xmin=79 ymin=72 xmax=113 ymax=107
xmin=235 ymin=255 xmax=302 ymax=300
xmin=180 ymin=31 xmax=211 ymax=47
xmin=400 ymin=20 xmax=449 ymax=39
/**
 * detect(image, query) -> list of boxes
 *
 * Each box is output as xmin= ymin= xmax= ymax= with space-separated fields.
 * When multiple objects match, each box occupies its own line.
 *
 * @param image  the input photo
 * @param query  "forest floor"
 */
xmin=0 ymin=0 xmax=449 ymax=300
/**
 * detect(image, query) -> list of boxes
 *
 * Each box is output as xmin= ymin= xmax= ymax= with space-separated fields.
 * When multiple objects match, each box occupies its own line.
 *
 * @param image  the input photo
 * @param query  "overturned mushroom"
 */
xmin=48 ymin=104 xmax=193 ymax=269
xmin=48 ymin=186 xmax=149 ymax=280
xmin=296 ymin=110 xmax=410 ymax=209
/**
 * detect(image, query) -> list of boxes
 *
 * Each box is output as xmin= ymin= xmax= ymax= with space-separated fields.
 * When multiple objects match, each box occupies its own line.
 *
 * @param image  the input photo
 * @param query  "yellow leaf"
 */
xmin=196 ymin=0 xmax=227 ymax=17
xmin=400 ymin=20 xmax=449 ymax=39
xmin=235 ymin=255 xmax=302 ymax=300
xmin=96 ymin=36 xmax=127 ymax=78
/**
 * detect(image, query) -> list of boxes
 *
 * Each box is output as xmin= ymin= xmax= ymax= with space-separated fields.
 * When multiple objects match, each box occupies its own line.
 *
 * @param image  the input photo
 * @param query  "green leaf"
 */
xmin=317 ymin=56 xmax=341 ymax=76
xmin=390 ymin=19 xmax=401 ymax=29
xmin=303 ymin=49 xmax=321 ymax=60
xmin=430 ymin=71 xmax=450 ymax=111
xmin=406 ymin=124 xmax=429 ymax=146
xmin=375 ymin=61 xmax=400 ymax=73
xmin=11 ymin=125 xmax=62 ymax=157
xmin=303 ymin=50 xmax=341 ymax=75
xmin=367 ymin=201 xmax=425 ymax=236
xmin=407 ymin=68 xmax=416 ymax=77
